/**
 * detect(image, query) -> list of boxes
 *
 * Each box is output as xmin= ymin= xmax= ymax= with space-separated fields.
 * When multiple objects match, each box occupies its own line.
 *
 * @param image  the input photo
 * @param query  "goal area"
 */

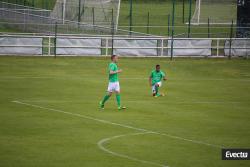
xmin=51 ymin=0 xmax=121 ymax=29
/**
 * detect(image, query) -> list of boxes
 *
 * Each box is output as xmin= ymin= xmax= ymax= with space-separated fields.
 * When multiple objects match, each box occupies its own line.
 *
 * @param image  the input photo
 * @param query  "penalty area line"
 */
xmin=98 ymin=132 xmax=168 ymax=167
xmin=11 ymin=100 xmax=223 ymax=149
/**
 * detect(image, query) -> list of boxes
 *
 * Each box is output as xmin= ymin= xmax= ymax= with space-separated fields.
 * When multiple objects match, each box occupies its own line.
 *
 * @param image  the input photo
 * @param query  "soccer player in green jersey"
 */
xmin=99 ymin=55 xmax=126 ymax=110
xmin=149 ymin=64 xmax=167 ymax=97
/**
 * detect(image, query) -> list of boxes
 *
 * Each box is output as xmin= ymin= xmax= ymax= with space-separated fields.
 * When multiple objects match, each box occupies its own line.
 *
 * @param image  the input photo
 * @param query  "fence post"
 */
xmin=216 ymin=39 xmax=220 ymax=57
xmin=78 ymin=0 xmax=81 ymax=27
xmin=208 ymin=17 xmax=210 ymax=38
xmin=188 ymin=0 xmax=192 ymax=38
xmin=111 ymin=8 xmax=114 ymax=24
xmin=54 ymin=22 xmax=58 ymax=59
xmin=62 ymin=1 xmax=64 ymax=24
xmin=92 ymin=7 xmax=95 ymax=25
xmin=129 ymin=0 xmax=133 ymax=35
xmin=161 ymin=39 xmax=164 ymax=56
xmin=111 ymin=18 xmax=115 ymax=56
xmin=23 ymin=7 xmax=26 ymax=31
xmin=105 ymin=38 xmax=109 ymax=56
xmin=48 ymin=36 xmax=51 ymax=56
xmin=147 ymin=11 xmax=150 ymax=34
xmin=182 ymin=0 xmax=185 ymax=24
xmin=167 ymin=14 xmax=170 ymax=36
xmin=229 ymin=20 xmax=234 ymax=59
xmin=170 ymin=0 xmax=176 ymax=60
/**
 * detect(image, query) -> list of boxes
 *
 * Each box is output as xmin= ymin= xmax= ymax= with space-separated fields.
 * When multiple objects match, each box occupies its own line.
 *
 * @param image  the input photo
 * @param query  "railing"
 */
xmin=0 ymin=33 xmax=249 ymax=57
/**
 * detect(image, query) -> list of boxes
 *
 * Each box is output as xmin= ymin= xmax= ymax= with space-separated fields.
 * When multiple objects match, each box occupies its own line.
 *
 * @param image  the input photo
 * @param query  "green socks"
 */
xmin=155 ymin=85 xmax=159 ymax=94
xmin=101 ymin=94 xmax=110 ymax=105
xmin=116 ymin=94 xmax=121 ymax=107
xmin=101 ymin=94 xmax=121 ymax=107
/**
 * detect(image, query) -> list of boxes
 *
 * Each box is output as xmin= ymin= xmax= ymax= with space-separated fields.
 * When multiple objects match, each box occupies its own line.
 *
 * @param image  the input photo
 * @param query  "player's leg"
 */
xmin=152 ymin=84 xmax=156 ymax=96
xmin=115 ymin=92 xmax=126 ymax=110
xmin=100 ymin=91 xmax=112 ymax=109
xmin=155 ymin=82 xmax=164 ymax=97
xmin=100 ymin=82 xmax=114 ymax=109
xmin=155 ymin=82 xmax=165 ymax=97
xmin=152 ymin=84 xmax=161 ymax=97
xmin=155 ymin=84 xmax=159 ymax=95
xmin=115 ymin=91 xmax=121 ymax=107
xmin=115 ymin=82 xmax=126 ymax=110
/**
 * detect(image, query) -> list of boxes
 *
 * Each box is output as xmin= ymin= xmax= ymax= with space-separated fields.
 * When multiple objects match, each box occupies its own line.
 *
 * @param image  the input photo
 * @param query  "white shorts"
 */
xmin=152 ymin=82 xmax=162 ymax=93
xmin=107 ymin=81 xmax=120 ymax=92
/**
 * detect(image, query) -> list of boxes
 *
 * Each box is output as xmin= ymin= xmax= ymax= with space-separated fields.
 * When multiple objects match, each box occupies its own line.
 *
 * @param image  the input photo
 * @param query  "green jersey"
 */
xmin=109 ymin=62 xmax=119 ymax=82
xmin=150 ymin=70 xmax=165 ymax=85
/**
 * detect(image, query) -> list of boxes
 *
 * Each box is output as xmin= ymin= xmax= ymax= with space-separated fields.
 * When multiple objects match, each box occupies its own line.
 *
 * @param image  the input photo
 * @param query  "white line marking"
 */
xmin=14 ymin=100 xmax=246 ymax=104
xmin=98 ymin=132 xmax=168 ymax=167
xmin=1 ymin=76 xmax=250 ymax=82
xmin=12 ymin=100 xmax=223 ymax=149
xmin=12 ymin=100 xmax=223 ymax=166
xmin=0 ymin=76 xmax=55 ymax=79
xmin=12 ymin=100 xmax=148 ymax=132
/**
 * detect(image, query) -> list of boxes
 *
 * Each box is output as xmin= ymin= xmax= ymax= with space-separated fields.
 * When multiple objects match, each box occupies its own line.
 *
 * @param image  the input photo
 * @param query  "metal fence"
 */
xmin=0 ymin=33 xmax=249 ymax=57
xmin=0 ymin=1 xmax=147 ymax=36
xmin=2 ymin=1 xmax=250 ymax=38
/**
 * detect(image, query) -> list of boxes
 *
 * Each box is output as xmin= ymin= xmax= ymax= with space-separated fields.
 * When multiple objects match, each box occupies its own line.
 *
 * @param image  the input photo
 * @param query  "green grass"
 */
xmin=1 ymin=0 xmax=56 ymax=10
xmin=0 ymin=23 xmax=23 ymax=33
xmin=0 ymin=57 xmax=250 ymax=167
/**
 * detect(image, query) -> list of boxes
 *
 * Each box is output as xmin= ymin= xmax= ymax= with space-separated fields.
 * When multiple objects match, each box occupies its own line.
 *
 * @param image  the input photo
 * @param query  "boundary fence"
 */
xmin=0 ymin=1 xmax=147 ymax=36
xmin=0 ymin=34 xmax=249 ymax=58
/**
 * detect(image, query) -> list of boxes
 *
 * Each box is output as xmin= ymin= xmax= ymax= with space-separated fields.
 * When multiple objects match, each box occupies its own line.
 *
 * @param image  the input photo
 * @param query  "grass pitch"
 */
xmin=0 ymin=57 xmax=250 ymax=167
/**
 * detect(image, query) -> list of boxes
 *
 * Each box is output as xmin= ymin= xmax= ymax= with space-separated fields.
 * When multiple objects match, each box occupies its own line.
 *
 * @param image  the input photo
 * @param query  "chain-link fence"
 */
xmin=1 ymin=1 xmax=250 ymax=38
xmin=0 ymin=1 xmax=150 ymax=36
xmin=51 ymin=0 xmax=120 ymax=28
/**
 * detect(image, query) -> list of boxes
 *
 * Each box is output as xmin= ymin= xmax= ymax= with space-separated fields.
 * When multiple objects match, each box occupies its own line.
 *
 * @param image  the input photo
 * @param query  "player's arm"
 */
xmin=162 ymin=72 xmax=167 ymax=81
xmin=109 ymin=64 xmax=122 ymax=74
xmin=110 ymin=69 xmax=122 ymax=74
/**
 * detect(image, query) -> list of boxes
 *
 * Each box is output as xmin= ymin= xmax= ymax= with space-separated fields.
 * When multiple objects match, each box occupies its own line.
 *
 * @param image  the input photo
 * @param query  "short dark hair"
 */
xmin=156 ymin=64 xmax=160 ymax=68
xmin=111 ymin=55 xmax=117 ymax=60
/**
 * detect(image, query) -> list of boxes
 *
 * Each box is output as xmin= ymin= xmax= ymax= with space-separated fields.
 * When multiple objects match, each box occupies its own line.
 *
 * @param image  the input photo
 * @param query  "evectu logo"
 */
xmin=222 ymin=149 xmax=250 ymax=160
